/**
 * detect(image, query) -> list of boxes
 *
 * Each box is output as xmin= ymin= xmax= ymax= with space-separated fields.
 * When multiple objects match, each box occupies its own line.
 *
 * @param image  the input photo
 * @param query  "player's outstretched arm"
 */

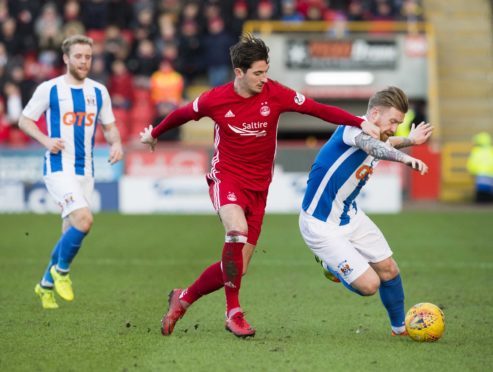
xmin=18 ymin=114 xmax=65 ymax=153
xmin=101 ymin=123 xmax=124 ymax=164
xmin=355 ymin=132 xmax=429 ymax=175
xmin=389 ymin=122 xmax=433 ymax=149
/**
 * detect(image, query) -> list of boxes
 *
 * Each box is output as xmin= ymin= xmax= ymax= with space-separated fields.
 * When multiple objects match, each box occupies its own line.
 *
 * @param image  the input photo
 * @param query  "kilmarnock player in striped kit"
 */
xmin=299 ymin=86 xmax=433 ymax=336
xmin=19 ymin=35 xmax=123 ymax=309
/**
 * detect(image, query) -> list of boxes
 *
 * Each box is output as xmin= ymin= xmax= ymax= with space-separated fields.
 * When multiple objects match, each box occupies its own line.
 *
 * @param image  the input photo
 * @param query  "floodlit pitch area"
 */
xmin=1 ymin=211 xmax=492 ymax=371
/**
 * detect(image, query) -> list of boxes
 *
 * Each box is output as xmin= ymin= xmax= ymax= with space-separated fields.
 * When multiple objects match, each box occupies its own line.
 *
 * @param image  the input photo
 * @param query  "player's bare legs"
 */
xmin=242 ymin=243 xmax=256 ymax=275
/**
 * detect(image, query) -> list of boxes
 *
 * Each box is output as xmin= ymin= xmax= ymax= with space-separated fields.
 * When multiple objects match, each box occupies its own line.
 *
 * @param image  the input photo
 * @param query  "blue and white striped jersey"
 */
xmin=22 ymin=75 xmax=115 ymax=177
xmin=302 ymin=124 xmax=379 ymax=225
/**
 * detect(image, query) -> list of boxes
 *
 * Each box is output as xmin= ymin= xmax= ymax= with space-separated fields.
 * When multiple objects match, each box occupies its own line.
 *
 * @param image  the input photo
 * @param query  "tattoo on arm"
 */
xmin=355 ymin=133 xmax=407 ymax=162
xmin=392 ymin=137 xmax=414 ymax=149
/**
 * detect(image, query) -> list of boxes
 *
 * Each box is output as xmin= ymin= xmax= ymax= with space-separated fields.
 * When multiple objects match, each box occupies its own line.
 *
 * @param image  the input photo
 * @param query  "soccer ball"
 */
xmin=405 ymin=303 xmax=445 ymax=342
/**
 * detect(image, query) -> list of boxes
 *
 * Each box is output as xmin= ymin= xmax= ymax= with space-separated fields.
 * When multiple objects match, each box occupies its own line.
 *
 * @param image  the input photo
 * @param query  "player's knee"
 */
xmin=359 ymin=282 xmax=380 ymax=296
xmin=355 ymin=277 xmax=380 ymax=296
xmin=74 ymin=210 xmax=93 ymax=233
xmin=377 ymin=260 xmax=400 ymax=281
xmin=225 ymin=230 xmax=248 ymax=244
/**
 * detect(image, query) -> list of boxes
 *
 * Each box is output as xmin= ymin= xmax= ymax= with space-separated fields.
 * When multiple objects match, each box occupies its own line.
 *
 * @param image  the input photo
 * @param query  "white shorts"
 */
xmin=299 ymin=209 xmax=393 ymax=284
xmin=43 ymin=173 xmax=94 ymax=218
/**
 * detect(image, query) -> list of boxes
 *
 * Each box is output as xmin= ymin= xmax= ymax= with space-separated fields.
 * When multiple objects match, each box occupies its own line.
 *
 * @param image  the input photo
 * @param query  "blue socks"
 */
xmin=41 ymin=240 xmax=62 ymax=287
xmin=41 ymin=226 xmax=87 ymax=286
xmin=379 ymin=274 xmax=405 ymax=329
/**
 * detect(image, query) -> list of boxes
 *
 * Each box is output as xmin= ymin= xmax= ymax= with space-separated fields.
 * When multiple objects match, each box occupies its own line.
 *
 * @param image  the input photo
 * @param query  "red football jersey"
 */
xmin=189 ymin=80 xmax=363 ymax=191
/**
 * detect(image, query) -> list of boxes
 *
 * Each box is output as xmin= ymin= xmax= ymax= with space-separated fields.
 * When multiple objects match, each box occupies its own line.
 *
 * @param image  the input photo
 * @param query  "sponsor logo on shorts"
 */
xmin=227 ymin=192 xmax=237 ymax=202
xmin=337 ymin=260 xmax=353 ymax=277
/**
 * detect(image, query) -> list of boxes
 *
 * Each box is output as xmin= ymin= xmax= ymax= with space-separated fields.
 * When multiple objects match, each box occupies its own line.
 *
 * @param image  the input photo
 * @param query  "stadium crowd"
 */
xmin=0 ymin=0 xmax=423 ymax=145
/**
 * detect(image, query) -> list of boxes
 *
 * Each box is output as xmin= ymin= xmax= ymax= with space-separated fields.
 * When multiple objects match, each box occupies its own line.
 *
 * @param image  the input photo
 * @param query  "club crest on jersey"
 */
xmin=227 ymin=192 xmax=237 ymax=202
xmin=260 ymin=101 xmax=270 ymax=116
xmin=294 ymin=92 xmax=305 ymax=105
xmin=85 ymin=96 xmax=97 ymax=106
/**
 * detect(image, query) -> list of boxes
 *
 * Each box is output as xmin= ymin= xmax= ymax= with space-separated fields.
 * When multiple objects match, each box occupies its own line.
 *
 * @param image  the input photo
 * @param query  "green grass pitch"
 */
xmin=1 ymin=211 xmax=492 ymax=371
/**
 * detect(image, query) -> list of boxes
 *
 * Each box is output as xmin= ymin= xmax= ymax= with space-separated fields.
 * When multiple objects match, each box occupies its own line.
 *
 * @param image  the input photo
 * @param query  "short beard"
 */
xmin=69 ymin=65 xmax=87 ymax=82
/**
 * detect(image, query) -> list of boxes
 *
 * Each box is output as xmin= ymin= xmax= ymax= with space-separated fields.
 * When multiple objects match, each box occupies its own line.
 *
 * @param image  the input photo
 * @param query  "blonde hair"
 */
xmin=61 ymin=34 xmax=93 ymax=55
xmin=368 ymin=86 xmax=408 ymax=114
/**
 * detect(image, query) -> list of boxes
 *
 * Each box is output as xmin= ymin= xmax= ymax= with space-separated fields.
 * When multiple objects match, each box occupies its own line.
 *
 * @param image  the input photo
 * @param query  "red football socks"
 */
xmin=180 ymin=261 xmax=223 ymax=304
xmin=222 ymin=231 xmax=247 ymax=314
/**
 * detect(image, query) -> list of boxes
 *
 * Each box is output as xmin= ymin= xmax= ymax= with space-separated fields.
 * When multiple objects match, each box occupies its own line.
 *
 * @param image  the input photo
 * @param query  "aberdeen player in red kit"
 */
xmin=140 ymin=34 xmax=379 ymax=338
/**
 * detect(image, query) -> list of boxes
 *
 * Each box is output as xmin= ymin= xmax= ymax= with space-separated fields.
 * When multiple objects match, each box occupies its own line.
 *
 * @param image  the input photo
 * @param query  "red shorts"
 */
xmin=207 ymin=178 xmax=268 ymax=246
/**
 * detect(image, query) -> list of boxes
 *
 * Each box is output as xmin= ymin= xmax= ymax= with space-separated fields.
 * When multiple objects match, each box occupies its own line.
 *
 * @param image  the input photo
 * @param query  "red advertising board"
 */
xmin=125 ymin=149 xmax=208 ymax=177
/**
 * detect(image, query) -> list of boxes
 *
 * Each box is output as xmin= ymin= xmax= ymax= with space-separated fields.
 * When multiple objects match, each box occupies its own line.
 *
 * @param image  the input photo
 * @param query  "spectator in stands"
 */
xmin=108 ymin=0 xmax=134 ymax=29
xmin=467 ymin=132 xmax=493 ymax=203
xmin=3 ymin=81 xmax=22 ymax=125
xmin=176 ymin=19 xmax=205 ymax=87
xmin=369 ymin=0 xmax=395 ymax=21
xmin=280 ymin=0 xmax=304 ymax=21
xmin=256 ymin=0 xmax=277 ymax=20
xmin=1 ymin=17 xmax=22 ymax=56
xmin=229 ymin=0 xmax=249 ymax=37
xmin=0 ymin=41 xmax=8 ymax=77
xmin=104 ymin=25 xmax=129 ymax=68
xmin=63 ymin=0 xmax=81 ymax=23
xmin=155 ymin=13 xmax=178 ymax=55
xmin=80 ymin=0 xmax=109 ymax=30
xmin=9 ymin=64 xmax=36 ymax=107
xmin=9 ymin=0 xmax=39 ymax=55
xmin=108 ymin=59 xmax=135 ymax=110
xmin=150 ymin=58 xmax=184 ymax=109
xmin=128 ymin=38 xmax=160 ymax=79
xmin=203 ymin=17 xmax=235 ymax=87
xmin=347 ymin=0 xmax=369 ymax=21
xmin=400 ymin=0 xmax=424 ymax=23
xmin=133 ymin=5 xmax=159 ymax=41
xmin=297 ymin=0 xmax=327 ymax=21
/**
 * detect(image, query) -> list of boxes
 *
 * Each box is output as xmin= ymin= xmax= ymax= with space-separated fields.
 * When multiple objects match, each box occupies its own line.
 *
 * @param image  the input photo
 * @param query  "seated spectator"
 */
xmin=229 ymin=0 xmax=249 ymax=38
xmin=280 ymin=0 xmax=304 ymax=22
xmin=35 ymin=2 xmax=63 ymax=52
xmin=108 ymin=60 xmax=135 ymax=110
xmin=1 ymin=17 xmax=23 ymax=56
xmin=203 ymin=17 xmax=235 ymax=87
xmin=176 ymin=19 xmax=205 ymax=86
xmin=150 ymin=58 xmax=184 ymax=108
